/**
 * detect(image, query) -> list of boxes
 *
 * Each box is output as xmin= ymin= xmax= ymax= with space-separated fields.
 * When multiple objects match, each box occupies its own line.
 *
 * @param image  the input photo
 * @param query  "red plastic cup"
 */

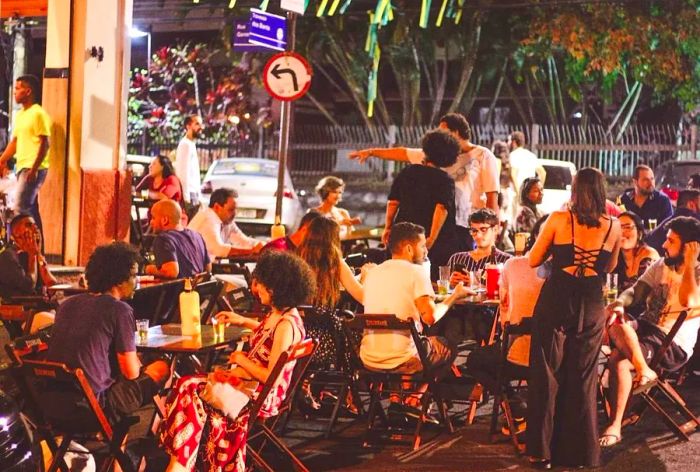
xmin=486 ymin=263 xmax=502 ymax=298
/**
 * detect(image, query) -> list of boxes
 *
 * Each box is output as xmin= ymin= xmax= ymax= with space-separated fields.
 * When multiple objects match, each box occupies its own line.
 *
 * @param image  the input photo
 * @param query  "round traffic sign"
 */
xmin=262 ymin=52 xmax=312 ymax=101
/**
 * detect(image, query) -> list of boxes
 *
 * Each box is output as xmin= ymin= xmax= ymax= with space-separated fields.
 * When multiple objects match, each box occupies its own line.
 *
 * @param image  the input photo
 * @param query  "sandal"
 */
xmin=632 ymin=373 xmax=658 ymax=394
xmin=599 ymin=433 xmax=622 ymax=447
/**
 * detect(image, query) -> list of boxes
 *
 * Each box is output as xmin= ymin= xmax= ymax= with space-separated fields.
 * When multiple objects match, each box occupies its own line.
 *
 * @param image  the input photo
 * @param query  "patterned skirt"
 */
xmin=159 ymin=375 xmax=249 ymax=471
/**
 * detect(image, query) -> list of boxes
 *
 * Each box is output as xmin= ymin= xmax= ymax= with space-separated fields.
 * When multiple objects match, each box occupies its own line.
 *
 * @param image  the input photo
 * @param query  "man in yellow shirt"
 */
xmin=0 ymin=75 xmax=51 ymax=236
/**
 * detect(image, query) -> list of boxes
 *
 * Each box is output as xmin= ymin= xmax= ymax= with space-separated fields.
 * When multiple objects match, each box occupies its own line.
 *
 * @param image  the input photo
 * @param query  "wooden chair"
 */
xmin=625 ymin=310 xmax=700 ymax=440
xmin=488 ymin=319 xmax=531 ymax=455
xmin=15 ymin=358 xmax=140 ymax=472
xmin=344 ymin=314 xmax=454 ymax=450
xmin=246 ymin=338 xmax=318 ymax=472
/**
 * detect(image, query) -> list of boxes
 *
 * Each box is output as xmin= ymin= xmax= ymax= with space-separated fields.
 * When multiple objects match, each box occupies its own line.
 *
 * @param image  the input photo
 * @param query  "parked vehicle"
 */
xmin=537 ymin=158 xmax=576 ymax=215
xmin=200 ymin=158 xmax=304 ymax=235
xmin=0 ymin=389 xmax=38 ymax=471
xmin=655 ymin=159 xmax=700 ymax=206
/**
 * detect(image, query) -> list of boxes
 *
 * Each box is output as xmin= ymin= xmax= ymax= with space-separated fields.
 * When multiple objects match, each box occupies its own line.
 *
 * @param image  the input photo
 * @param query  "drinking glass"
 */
xmin=438 ymin=266 xmax=451 ymax=294
xmin=136 ymin=319 xmax=149 ymax=342
xmin=212 ymin=318 xmax=226 ymax=338
xmin=514 ymin=232 xmax=530 ymax=255
xmin=648 ymin=219 xmax=658 ymax=230
xmin=605 ymin=273 xmax=618 ymax=304
xmin=469 ymin=270 xmax=483 ymax=291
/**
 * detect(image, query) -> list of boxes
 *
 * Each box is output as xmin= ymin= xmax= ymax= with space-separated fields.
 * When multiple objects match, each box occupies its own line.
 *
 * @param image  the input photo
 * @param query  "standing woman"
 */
xmin=526 ymin=167 xmax=621 ymax=469
xmin=314 ymin=176 xmax=361 ymax=239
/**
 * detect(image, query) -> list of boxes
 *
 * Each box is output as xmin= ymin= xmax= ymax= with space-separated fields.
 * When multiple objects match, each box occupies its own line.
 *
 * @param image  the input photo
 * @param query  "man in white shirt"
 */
xmin=349 ymin=113 xmax=499 ymax=252
xmin=175 ymin=115 xmax=203 ymax=206
xmin=507 ymin=131 xmax=540 ymax=193
xmin=187 ymin=187 xmax=263 ymax=260
xmin=361 ymin=221 xmax=470 ymax=372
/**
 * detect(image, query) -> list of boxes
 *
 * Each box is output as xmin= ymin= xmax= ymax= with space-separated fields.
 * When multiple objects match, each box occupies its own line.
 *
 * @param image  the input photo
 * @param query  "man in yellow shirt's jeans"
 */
xmin=0 ymin=75 xmax=51 ymax=238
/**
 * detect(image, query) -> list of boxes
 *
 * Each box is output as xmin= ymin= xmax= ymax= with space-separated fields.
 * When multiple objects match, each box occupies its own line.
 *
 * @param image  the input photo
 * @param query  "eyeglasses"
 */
xmin=621 ymin=224 xmax=636 ymax=231
xmin=468 ymin=225 xmax=495 ymax=235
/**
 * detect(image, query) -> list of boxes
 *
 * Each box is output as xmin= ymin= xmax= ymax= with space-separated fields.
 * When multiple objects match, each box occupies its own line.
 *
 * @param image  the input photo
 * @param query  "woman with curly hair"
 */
xmin=314 ymin=175 xmax=361 ymax=239
xmin=160 ymin=251 xmax=315 ymax=471
xmin=297 ymin=216 xmax=364 ymax=369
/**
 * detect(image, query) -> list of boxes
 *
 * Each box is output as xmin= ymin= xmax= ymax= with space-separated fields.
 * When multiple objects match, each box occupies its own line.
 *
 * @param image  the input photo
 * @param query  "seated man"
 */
xmin=261 ymin=209 xmax=322 ymax=253
xmin=188 ymin=187 xmax=263 ymax=260
xmin=0 ymin=213 xmax=57 ymax=333
xmin=145 ymin=199 xmax=211 ymax=279
xmin=601 ymin=216 xmax=700 ymax=447
xmin=360 ymin=222 xmax=470 ymax=416
xmin=46 ymin=242 xmax=170 ymax=420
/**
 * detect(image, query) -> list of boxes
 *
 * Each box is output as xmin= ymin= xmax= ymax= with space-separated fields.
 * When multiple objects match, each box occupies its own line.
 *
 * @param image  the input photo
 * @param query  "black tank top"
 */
xmin=549 ymin=211 xmax=613 ymax=277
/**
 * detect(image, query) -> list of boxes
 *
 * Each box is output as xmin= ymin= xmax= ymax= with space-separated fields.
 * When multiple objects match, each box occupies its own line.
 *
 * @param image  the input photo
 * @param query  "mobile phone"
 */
xmin=454 ymin=263 xmax=467 ymax=274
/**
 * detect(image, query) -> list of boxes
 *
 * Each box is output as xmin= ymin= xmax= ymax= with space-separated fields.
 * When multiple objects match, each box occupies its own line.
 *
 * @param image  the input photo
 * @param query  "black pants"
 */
xmin=103 ymin=371 xmax=161 ymax=422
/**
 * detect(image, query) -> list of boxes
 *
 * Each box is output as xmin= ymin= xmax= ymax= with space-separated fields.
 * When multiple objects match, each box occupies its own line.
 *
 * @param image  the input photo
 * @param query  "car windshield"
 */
xmin=542 ymin=165 xmax=572 ymax=190
xmin=212 ymin=160 xmax=278 ymax=177
xmin=661 ymin=163 xmax=700 ymax=187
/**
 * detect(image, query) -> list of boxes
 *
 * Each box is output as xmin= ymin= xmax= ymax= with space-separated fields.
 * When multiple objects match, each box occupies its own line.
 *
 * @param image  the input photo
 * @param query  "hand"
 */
xmin=381 ymin=227 xmax=391 ymax=246
xmin=683 ymin=241 xmax=700 ymax=269
xmin=26 ymin=168 xmax=38 ymax=181
xmin=215 ymin=310 xmax=248 ymax=327
xmin=449 ymin=270 xmax=470 ymax=287
xmin=16 ymin=230 xmax=40 ymax=254
xmin=348 ymin=149 xmax=372 ymax=164
xmin=452 ymin=282 xmax=474 ymax=299
xmin=228 ymin=350 xmax=247 ymax=365
xmin=252 ymin=242 xmax=264 ymax=254
xmin=605 ymin=300 xmax=624 ymax=320
xmin=425 ymin=237 xmax=435 ymax=250
xmin=349 ymin=216 xmax=362 ymax=225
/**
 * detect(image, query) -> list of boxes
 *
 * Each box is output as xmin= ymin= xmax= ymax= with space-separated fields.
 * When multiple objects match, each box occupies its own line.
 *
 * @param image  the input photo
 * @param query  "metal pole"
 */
xmin=274 ymin=12 xmax=296 ymax=223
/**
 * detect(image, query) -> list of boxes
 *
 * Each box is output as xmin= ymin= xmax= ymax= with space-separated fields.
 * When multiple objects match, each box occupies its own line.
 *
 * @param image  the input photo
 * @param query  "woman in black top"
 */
xmin=384 ymin=129 xmax=461 ymax=280
xmin=526 ymin=167 xmax=621 ymax=468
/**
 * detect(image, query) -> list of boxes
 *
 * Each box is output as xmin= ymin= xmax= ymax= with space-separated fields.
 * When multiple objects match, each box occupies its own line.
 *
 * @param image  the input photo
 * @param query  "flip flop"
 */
xmin=599 ymin=433 xmax=622 ymax=447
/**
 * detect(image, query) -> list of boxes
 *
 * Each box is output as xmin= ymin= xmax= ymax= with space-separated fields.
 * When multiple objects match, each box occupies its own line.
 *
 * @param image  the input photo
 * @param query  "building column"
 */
xmin=42 ymin=0 xmax=132 ymax=265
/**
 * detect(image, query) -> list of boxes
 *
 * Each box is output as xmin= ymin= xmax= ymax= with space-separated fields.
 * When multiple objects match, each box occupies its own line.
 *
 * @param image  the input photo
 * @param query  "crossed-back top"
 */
xmin=549 ymin=210 xmax=614 ymax=278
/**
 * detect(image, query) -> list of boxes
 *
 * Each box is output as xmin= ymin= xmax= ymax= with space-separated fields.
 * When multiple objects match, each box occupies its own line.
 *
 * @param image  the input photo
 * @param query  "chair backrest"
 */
xmin=649 ymin=310 xmax=688 ymax=373
xmin=212 ymin=260 xmax=253 ymax=286
xmin=18 ymin=359 xmax=114 ymax=439
xmin=129 ymin=279 xmax=185 ymax=325
xmin=344 ymin=313 xmax=428 ymax=370
xmin=247 ymin=338 xmax=317 ymax=421
xmin=222 ymin=286 xmax=266 ymax=315
xmin=5 ymin=330 xmax=51 ymax=364
xmin=194 ymin=279 xmax=224 ymax=324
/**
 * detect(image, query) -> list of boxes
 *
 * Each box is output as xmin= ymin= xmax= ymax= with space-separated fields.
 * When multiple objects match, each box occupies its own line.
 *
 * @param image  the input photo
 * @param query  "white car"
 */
xmin=537 ymin=158 xmax=576 ymax=215
xmin=200 ymin=158 xmax=304 ymax=235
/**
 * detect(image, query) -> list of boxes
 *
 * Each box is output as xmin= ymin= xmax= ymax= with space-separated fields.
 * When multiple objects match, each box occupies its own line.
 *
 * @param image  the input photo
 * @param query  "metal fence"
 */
xmin=127 ymin=123 xmax=698 ymax=180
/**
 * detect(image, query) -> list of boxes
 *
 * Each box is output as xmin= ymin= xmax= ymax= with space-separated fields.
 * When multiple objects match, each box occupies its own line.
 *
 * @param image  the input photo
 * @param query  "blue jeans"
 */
xmin=15 ymin=168 xmax=48 ymax=234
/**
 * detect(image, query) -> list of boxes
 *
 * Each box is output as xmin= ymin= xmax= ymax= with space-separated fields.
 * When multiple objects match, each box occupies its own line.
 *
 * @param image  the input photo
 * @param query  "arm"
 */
xmin=485 ymin=192 xmax=499 ymax=214
xmin=426 ymin=203 xmax=448 ymax=249
xmin=349 ymin=147 xmax=422 ymax=164
xmin=27 ymin=136 xmax=49 ymax=179
xmin=339 ymin=257 xmax=363 ymax=303
xmin=37 ymin=256 xmax=58 ymax=287
xmin=680 ymin=241 xmax=700 ymax=308
xmin=383 ymin=200 xmax=400 ymax=245
xmin=0 ymin=250 xmax=35 ymax=294
xmin=148 ymin=237 xmax=180 ymax=279
xmin=415 ymin=283 xmax=472 ymax=326
xmin=145 ymin=260 xmax=179 ymax=279
xmin=216 ymin=311 xmax=260 ymax=330
xmin=616 ymin=280 xmax=652 ymax=310
xmin=117 ymin=351 xmax=142 ymax=380
xmin=529 ymin=213 xmax=556 ymax=267
xmin=604 ymin=219 xmax=622 ymax=273
xmin=232 ymin=318 xmax=296 ymax=383
xmin=0 ymin=137 xmax=17 ymax=168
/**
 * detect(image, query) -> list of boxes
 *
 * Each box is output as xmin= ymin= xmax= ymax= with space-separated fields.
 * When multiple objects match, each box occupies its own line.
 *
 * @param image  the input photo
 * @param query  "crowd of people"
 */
xmin=2 ymin=87 xmax=700 ymax=470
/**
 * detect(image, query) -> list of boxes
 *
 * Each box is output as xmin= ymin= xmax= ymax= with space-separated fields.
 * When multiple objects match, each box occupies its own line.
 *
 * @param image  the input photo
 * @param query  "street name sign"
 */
xmin=248 ymin=8 xmax=287 ymax=51
xmin=281 ymin=0 xmax=307 ymax=14
xmin=263 ymin=52 xmax=313 ymax=101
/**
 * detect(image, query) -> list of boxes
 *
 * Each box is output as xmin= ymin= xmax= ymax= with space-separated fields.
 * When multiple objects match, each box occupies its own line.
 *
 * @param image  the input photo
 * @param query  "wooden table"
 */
xmin=341 ymin=226 xmax=383 ymax=254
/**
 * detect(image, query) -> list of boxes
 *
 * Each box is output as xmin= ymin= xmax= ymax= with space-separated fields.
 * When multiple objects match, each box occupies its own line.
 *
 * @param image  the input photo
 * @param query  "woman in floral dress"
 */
xmin=159 ymin=251 xmax=315 ymax=471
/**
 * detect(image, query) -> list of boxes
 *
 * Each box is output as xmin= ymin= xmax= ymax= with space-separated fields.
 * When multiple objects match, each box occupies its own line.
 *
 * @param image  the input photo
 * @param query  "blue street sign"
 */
xmin=232 ymin=20 xmax=270 ymax=53
xmin=248 ymin=8 xmax=287 ymax=52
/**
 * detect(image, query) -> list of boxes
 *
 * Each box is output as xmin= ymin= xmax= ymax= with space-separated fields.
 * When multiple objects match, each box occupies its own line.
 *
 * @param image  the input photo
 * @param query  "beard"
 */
xmin=638 ymin=187 xmax=653 ymax=196
xmin=664 ymin=251 xmax=683 ymax=267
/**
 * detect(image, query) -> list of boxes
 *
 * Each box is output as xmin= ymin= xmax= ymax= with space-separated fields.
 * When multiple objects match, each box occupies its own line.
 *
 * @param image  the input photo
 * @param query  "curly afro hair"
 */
xmin=421 ymin=129 xmax=460 ymax=168
xmin=85 ymin=241 xmax=141 ymax=293
xmin=252 ymin=251 xmax=316 ymax=309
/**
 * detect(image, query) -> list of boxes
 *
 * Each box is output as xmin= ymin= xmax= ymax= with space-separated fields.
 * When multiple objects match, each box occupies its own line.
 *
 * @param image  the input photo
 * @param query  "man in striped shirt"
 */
xmin=437 ymin=208 xmax=511 ymax=346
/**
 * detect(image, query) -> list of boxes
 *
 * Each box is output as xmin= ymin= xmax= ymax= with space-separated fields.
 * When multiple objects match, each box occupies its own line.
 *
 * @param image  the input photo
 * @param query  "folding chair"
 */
xmin=0 ymin=295 xmax=57 ymax=339
xmin=212 ymin=259 xmax=253 ymax=287
xmin=129 ymin=279 xmax=185 ymax=325
xmin=625 ymin=310 xmax=700 ymax=440
xmin=246 ymin=338 xmax=318 ymax=472
xmin=16 ymin=358 xmax=139 ymax=472
xmin=488 ymin=319 xmax=531 ymax=455
xmin=344 ymin=314 xmax=454 ymax=450
xmin=293 ymin=306 xmax=365 ymax=438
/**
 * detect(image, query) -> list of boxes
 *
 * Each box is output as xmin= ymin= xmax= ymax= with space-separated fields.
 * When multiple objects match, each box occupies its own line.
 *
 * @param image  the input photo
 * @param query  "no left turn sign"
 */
xmin=263 ymin=52 xmax=312 ymax=101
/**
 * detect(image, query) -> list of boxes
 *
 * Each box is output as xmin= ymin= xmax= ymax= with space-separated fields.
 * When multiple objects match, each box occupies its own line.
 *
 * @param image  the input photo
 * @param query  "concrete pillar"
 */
xmin=42 ymin=0 xmax=133 ymax=265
